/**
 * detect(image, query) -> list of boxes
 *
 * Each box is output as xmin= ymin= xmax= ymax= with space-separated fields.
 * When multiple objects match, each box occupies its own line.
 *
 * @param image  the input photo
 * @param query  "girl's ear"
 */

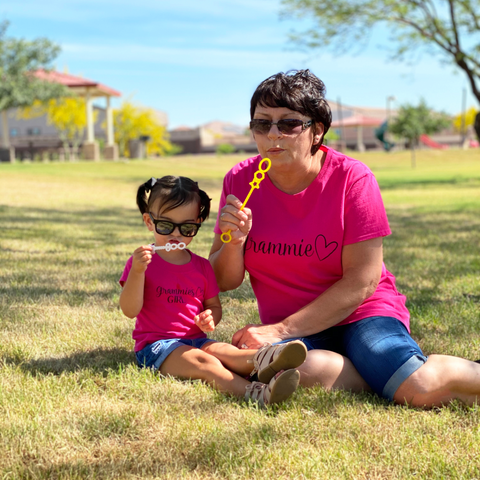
xmin=143 ymin=213 xmax=154 ymax=231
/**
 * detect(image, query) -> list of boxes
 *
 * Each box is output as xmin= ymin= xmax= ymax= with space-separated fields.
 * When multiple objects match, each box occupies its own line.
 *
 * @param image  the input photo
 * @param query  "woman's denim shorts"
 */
xmin=136 ymin=338 xmax=216 ymax=371
xmin=295 ymin=316 xmax=427 ymax=400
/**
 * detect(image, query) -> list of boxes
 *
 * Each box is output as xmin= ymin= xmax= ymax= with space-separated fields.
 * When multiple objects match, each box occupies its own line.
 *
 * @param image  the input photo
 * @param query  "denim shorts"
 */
xmin=136 ymin=338 xmax=216 ymax=371
xmin=293 ymin=316 xmax=427 ymax=400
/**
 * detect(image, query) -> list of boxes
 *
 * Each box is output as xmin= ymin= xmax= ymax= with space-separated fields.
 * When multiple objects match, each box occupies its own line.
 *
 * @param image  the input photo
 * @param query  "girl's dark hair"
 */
xmin=136 ymin=176 xmax=211 ymax=221
xmin=250 ymin=69 xmax=332 ymax=155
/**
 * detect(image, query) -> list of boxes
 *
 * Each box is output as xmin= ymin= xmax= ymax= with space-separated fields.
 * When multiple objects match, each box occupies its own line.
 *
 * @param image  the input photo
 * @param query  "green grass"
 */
xmin=1 ymin=149 xmax=480 ymax=479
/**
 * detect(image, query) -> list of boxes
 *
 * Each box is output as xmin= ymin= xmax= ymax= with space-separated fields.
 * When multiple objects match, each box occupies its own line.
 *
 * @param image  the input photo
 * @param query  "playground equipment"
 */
xmin=374 ymin=121 xmax=395 ymax=151
xmin=419 ymin=134 xmax=448 ymax=149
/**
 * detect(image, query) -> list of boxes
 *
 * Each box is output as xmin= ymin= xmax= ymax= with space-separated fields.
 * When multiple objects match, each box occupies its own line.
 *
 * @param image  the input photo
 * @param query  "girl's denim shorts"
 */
xmin=294 ymin=316 xmax=427 ymax=400
xmin=136 ymin=338 xmax=216 ymax=371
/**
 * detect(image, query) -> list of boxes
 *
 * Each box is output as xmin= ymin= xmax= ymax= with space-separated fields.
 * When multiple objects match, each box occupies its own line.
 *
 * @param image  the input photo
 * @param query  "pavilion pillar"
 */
xmin=356 ymin=125 xmax=366 ymax=152
xmin=82 ymin=89 xmax=99 ymax=161
xmin=103 ymin=96 xmax=118 ymax=160
xmin=0 ymin=110 xmax=15 ymax=163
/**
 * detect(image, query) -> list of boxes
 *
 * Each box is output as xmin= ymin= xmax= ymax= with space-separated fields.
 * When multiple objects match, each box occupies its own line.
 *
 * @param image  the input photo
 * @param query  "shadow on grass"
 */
xmin=379 ymin=176 xmax=480 ymax=190
xmin=3 ymin=347 xmax=136 ymax=377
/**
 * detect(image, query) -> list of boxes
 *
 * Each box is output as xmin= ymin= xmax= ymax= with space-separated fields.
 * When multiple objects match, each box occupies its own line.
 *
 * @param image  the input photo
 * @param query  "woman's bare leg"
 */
xmin=298 ymin=350 xmax=371 ymax=393
xmin=160 ymin=345 xmax=250 ymax=397
xmin=394 ymin=354 xmax=480 ymax=407
xmin=202 ymin=343 xmax=370 ymax=392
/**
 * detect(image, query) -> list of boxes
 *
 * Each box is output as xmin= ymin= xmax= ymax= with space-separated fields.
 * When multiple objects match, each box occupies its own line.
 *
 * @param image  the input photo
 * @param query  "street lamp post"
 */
xmin=386 ymin=95 xmax=395 ymax=121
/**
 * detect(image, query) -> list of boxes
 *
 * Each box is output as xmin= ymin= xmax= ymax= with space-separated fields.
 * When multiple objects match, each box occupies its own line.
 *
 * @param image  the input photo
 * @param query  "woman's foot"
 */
xmin=251 ymin=340 xmax=308 ymax=383
xmin=245 ymin=369 xmax=300 ymax=407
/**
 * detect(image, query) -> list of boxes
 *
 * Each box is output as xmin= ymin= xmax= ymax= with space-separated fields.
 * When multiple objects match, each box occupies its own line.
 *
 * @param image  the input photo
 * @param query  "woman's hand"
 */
xmin=232 ymin=323 xmax=285 ymax=349
xmin=219 ymin=194 xmax=252 ymax=245
xmin=194 ymin=309 xmax=216 ymax=333
xmin=131 ymin=245 xmax=153 ymax=274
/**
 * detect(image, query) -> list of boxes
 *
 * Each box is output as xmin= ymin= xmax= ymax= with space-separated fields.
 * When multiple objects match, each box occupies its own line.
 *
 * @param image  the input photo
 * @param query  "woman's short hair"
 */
xmin=250 ymin=69 xmax=332 ymax=155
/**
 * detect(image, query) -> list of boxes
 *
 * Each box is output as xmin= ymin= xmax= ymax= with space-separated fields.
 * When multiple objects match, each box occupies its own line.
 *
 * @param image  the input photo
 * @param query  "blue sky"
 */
xmin=1 ymin=0 xmax=476 ymax=129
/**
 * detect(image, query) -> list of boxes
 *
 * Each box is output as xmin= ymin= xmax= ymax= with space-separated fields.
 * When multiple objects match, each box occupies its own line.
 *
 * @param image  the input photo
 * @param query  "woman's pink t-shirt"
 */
xmin=214 ymin=147 xmax=410 ymax=331
xmin=119 ymin=250 xmax=220 ymax=351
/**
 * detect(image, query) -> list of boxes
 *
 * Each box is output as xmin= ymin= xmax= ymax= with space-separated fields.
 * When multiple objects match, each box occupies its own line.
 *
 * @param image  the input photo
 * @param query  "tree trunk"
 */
xmin=474 ymin=112 xmax=480 ymax=143
xmin=411 ymin=146 xmax=416 ymax=169
xmin=62 ymin=142 xmax=70 ymax=161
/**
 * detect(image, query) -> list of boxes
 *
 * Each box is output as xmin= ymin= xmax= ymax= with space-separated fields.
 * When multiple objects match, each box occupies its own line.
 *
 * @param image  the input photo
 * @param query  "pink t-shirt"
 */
xmin=119 ymin=250 xmax=220 ymax=351
xmin=214 ymin=147 xmax=410 ymax=331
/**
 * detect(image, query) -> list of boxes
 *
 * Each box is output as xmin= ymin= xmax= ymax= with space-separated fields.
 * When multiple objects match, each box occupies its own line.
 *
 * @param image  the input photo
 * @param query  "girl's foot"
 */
xmin=245 ymin=369 xmax=300 ymax=407
xmin=251 ymin=340 xmax=308 ymax=383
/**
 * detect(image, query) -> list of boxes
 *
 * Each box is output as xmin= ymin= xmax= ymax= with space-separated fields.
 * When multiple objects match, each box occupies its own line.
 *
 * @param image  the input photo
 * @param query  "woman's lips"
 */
xmin=267 ymin=148 xmax=284 ymax=154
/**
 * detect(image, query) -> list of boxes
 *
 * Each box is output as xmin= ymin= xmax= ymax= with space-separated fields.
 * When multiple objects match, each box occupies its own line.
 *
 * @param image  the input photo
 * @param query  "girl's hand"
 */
xmin=219 ymin=194 xmax=252 ymax=245
xmin=131 ymin=245 xmax=153 ymax=274
xmin=194 ymin=309 xmax=216 ymax=332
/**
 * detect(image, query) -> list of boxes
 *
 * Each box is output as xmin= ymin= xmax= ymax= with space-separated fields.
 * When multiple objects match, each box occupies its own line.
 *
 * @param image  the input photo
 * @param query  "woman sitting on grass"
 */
xmin=209 ymin=69 xmax=480 ymax=408
xmin=119 ymin=175 xmax=308 ymax=407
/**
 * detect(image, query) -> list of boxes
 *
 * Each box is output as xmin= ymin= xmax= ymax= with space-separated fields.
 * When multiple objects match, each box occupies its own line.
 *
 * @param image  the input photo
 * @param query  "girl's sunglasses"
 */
xmin=249 ymin=119 xmax=313 ymax=135
xmin=149 ymin=214 xmax=202 ymax=237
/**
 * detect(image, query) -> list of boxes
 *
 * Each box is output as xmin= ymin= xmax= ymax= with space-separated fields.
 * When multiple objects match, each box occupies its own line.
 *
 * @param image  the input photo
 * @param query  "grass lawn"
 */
xmin=1 ymin=148 xmax=480 ymax=479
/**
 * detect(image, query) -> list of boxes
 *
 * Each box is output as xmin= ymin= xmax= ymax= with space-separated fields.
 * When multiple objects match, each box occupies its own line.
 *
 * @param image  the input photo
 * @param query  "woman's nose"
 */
xmin=267 ymin=123 xmax=282 ymax=139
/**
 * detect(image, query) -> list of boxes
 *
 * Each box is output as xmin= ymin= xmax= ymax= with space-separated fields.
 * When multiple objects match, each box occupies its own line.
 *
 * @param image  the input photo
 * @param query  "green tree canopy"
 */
xmin=281 ymin=0 xmax=480 ymax=138
xmin=388 ymin=99 xmax=451 ymax=167
xmin=0 ymin=20 xmax=67 ymax=112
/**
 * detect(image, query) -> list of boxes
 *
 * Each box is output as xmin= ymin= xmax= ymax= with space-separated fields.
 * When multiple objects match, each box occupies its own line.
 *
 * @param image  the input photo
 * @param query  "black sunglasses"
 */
xmin=250 ymin=119 xmax=313 ymax=135
xmin=149 ymin=213 xmax=202 ymax=237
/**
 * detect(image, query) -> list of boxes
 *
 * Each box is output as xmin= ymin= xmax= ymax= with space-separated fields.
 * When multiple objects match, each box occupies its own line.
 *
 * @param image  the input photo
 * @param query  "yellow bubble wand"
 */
xmin=221 ymin=157 xmax=271 ymax=243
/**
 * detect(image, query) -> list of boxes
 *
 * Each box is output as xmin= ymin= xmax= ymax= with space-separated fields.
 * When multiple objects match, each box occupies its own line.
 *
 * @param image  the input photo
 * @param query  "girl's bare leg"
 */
xmin=394 ymin=354 xmax=480 ymax=407
xmin=202 ymin=342 xmax=255 ymax=377
xmin=298 ymin=350 xmax=371 ymax=393
xmin=160 ymin=345 xmax=250 ymax=397
xmin=203 ymin=342 xmax=370 ymax=393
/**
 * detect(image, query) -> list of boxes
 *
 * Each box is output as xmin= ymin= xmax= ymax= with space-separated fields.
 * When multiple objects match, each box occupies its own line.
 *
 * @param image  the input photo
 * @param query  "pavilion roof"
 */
xmin=33 ymin=69 xmax=121 ymax=98
xmin=331 ymin=114 xmax=384 ymax=128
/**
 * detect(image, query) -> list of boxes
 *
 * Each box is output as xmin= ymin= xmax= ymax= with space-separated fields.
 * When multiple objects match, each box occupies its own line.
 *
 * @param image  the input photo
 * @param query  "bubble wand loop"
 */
xmin=221 ymin=157 xmax=271 ymax=244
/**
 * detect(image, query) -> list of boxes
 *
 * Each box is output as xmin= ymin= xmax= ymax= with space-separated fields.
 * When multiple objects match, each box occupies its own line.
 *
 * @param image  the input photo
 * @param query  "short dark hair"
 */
xmin=250 ymin=69 xmax=332 ymax=155
xmin=136 ymin=176 xmax=210 ymax=222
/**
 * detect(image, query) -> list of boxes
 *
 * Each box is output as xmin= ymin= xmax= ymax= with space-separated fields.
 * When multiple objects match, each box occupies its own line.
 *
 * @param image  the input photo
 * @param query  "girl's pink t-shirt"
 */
xmin=214 ymin=147 xmax=410 ymax=331
xmin=119 ymin=250 xmax=220 ymax=351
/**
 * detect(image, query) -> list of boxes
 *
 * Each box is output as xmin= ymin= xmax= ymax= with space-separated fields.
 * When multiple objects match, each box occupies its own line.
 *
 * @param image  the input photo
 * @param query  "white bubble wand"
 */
xmin=152 ymin=243 xmax=186 ymax=252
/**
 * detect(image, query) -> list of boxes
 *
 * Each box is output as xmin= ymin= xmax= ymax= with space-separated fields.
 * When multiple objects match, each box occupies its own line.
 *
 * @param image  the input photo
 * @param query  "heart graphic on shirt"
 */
xmin=314 ymin=234 xmax=338 ymax=261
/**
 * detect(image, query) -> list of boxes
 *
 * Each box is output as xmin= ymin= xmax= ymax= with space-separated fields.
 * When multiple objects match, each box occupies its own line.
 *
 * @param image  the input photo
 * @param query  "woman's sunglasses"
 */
xmin=249 ymin=119 xmax=313 ymax=135
xmin=149 ymin=214 xmax=202 ymax=237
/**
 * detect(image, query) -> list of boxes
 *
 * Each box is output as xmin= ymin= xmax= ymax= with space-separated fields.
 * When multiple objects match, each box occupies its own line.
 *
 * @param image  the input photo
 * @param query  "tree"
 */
xmin=216 ymin=143 xmax=236 ymax=155
xmin=0 ymin=21 xmax=68 ymax=158
xmin=113 ymin=100 xmax=175 ymax=158
xmin=388 ymin=99 xmax=451 ymax=167
xmin=21 ymin=97 xmax=97 ymax=161
xmin=281 ymin=0 xmax=480 ymax=140
xmin=453 ymin=106 xmax=479 ymax=141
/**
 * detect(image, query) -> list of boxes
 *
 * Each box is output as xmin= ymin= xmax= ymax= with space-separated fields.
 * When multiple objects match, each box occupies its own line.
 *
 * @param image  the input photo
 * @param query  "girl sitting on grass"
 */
xmin=119 ymin=175 xmax=307 ymax=407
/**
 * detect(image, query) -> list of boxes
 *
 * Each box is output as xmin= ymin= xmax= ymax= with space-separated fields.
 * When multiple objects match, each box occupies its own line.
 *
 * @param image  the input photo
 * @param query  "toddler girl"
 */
xmin=119 ymin=175 xmax=307 ymax=407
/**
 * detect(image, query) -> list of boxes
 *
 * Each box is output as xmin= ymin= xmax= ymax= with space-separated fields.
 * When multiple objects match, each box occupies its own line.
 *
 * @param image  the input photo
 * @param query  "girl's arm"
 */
xmin=119 ymin=245 xmax=153 ymax=318
xmin=231 ymin=237 xmax=384 ymax=348
xmin=195 ymin=295 xmax=222 ymax=332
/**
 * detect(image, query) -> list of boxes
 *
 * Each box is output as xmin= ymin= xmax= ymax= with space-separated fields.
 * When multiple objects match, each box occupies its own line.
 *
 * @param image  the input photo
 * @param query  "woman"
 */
xmin=209 ymin=69 xmax=480 ymax=407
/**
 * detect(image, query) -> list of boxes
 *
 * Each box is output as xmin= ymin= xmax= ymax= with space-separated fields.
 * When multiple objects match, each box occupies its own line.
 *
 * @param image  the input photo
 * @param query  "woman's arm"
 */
xmin=209 ymin=194 xmax=252 ymax=291
xmin=231 ymin=237 xmax=384 ymax=348
xmin=209 ymin=234 xmax=246 ymax=291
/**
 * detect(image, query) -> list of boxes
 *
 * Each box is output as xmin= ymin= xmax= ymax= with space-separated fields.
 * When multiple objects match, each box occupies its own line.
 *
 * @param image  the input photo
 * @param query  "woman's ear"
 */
xmin=313 ymin=123 xmax=325 ymax=145
xmin=143 ymin=213 xmax=154 ymax=231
